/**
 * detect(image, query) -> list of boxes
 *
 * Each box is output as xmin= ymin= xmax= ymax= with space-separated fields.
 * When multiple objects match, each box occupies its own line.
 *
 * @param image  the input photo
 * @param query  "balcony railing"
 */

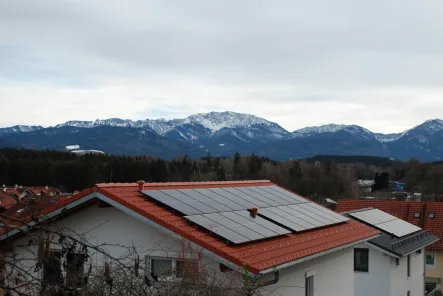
xmin=427 ymin=284 xmax=441 ymax=296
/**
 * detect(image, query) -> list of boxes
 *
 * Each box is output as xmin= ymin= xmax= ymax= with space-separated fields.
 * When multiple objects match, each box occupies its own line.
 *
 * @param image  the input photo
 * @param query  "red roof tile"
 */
xmin=0 ymin=191 xmax=17 ymax=209
xmin=337 ymin=200 xmax=443 ymax=250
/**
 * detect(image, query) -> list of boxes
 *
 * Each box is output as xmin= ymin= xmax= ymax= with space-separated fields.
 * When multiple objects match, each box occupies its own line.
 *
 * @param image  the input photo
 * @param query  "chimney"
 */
xmin=137 ymin=180 xmax=145 ymax=190
xmin=250 ymin=207 xmax=258 ymax=218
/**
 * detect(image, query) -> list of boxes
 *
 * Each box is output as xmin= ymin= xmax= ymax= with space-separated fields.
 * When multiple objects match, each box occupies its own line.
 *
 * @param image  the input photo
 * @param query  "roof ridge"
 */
xmin=95 ymin=180 xmax=272 ymax=188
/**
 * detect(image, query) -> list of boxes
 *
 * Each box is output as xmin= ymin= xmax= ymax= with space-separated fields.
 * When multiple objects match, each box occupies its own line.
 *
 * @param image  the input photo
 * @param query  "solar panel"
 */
xmin=142 ymin=190 xmax=202 ymax=215
xmin=223 ymin=188 xmax=271 ymax=207
xmin=185 ymin=210 xmax=290 ymax=244
xmin=234 ymin=187 xmax=280 ymax=207
xmin=349 ymin=209 xmax=421 ymax=237
xmin=207 ymin=188 xmax=257 ymax=208
xmin=299 ymin=203 xmax=349 ymax=223
xmin=247 ymin=186 xmax=291 ymax=206
xmin=193 ymin=189 xmax=245 ymax=211
xmin=259 ymin=202 xmax=348 ymax=232
xmin=350 ymin=209 xmax=396 ymax=225
xmin=177 ymin=189 xmax=233 ymax=212
xmin=260 ymin=186 xmax=308 ymax=204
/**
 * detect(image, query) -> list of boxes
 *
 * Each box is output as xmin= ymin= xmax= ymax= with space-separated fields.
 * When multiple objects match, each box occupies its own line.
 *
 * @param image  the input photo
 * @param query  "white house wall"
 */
xmin=389 ymin=249 xmax=424 ymax=296
xmin=7 ymin=201 xmax=357 ymax=296
xmin=353 ymin=243 xmax=425 ymax=296
xmin=353 ymin=243 xmax=390 ymax=296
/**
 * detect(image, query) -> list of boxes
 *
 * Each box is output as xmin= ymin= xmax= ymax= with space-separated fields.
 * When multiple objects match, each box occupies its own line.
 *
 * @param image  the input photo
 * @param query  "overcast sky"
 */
xmin=0 ymin=0 xmax=442 ymax=133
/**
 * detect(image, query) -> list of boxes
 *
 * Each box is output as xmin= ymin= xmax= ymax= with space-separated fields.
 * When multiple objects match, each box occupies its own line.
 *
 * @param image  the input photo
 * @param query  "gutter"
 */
xmin=258 ymin=270 xmax=280 ymax=287
xmin=258 ymin=234 xmax=380 ymax=275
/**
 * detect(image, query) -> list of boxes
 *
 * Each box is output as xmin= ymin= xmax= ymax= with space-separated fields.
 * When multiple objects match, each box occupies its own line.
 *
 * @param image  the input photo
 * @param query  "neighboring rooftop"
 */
xmin=1 ymin=181 xmax=380 ymax=274
xmin=337 ymin=200 xmax=443 ymax=250
xmin=340 ymin=208 xmax=439 ymax=257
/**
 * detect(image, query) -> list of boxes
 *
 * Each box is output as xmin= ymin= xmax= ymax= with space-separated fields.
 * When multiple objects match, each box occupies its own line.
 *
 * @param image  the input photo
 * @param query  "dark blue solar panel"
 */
xmin=193 ymin=189 xmax=245 ymax=211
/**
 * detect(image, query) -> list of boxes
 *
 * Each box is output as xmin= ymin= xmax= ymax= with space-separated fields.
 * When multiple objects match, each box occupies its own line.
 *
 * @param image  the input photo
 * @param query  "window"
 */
xmin=305 ymin=275 xmax=314 ymax=296
xmin=151 ymin=258 xmax=173 ymax=277
xmin=42 ymin=251 xmax=85 ymax=287
xmin=66 ymin=253 xmax=85 ymax=287
xmin=43 ymin=251 xmax=62 ymax=285
xmin=413 ymin=212 xmax=421 ymax=218
xmin=354 ymin=248 xmax=369 ymax=272
xmin=148 ymin=257 xmax=198 ymax=279
xmin=426 ymin=253 xmax=436 ymax=268
xmin=429 ymin=212 xmax=436 ymax=219
xmin=407 ymin=255 xmax=411 ymax=277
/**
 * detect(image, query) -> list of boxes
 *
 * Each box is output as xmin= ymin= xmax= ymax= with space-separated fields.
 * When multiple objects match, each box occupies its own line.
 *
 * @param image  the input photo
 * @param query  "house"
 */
xmin=1 ymin=180 xmax=380 ymax=296
xmin=337 ymin=200 xmax=443 ymax=294
xmin=340 ymin=207 xmax=439 ymax=296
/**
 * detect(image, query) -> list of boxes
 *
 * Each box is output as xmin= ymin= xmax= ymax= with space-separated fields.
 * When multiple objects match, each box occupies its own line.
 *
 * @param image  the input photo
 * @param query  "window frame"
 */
xmin=426 ymin=252 xmax=436 ymax=268
xmin=305 ymin=275 xmax=314 ymax=296
xmin=41 ymin=249 xmax=85 ymax=287
xmin=147 ymin=256 xmax=199 ymax=280
xmin=354 ymin=248 xmax=369 ymax=272
xmin=42 ymin=250 xmax=62 ymax=285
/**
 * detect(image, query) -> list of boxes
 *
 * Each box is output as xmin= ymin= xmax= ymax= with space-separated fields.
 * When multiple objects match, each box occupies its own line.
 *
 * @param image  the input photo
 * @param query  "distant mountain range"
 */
xmin=1 ymin=112 xmax=442 ymax=161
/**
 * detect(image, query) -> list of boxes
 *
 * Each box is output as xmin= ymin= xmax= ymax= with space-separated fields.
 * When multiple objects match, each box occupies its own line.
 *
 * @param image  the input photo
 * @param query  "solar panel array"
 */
xmin=185 ymin=211 xmax=291 ymax=244
xmin=141 ymin=186 xmax=308 ymax=216
xmin=141 ymin=186 xmax=350 ymax=244
xmin=258 ymin=203 xmax=348 ymax=232
xmin=349 ymin=209 xmax=421 ymax=237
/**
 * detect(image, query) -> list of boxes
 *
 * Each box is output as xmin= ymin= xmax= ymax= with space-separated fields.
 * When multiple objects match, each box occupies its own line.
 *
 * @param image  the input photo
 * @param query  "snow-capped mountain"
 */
xmin=1 ymin=113 xmax=442 ymax=161
xmin=55 ymin=111 xmax=290 ymax=142
xmin=293 ymin=124 xmax=375 ymax=140
xmin=0 ymin=125 xmax=43 ymax=137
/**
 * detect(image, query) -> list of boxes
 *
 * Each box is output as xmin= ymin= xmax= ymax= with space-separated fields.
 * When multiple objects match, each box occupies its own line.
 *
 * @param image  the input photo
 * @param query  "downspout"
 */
xmin=259 ymin=270 xmax=280 ymax=287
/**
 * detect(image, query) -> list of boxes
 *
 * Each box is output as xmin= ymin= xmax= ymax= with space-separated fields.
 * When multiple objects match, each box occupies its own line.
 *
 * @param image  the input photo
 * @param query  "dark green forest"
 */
xmin=1 ymin=148 xmax=442 ymax=200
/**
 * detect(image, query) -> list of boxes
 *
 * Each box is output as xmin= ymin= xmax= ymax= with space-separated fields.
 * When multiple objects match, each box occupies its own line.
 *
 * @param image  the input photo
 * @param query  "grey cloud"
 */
xmin=0 ymin=0 xmax=442 ymax=131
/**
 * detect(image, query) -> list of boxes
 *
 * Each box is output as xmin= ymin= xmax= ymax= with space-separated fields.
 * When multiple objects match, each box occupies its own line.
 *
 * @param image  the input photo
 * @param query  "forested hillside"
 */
xmin=0 ymin=148 xmax=442 ymax=199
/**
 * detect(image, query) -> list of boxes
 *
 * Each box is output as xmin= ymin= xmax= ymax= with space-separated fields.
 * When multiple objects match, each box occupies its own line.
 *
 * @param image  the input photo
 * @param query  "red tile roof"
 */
xmin=1 ymin=181 xmax=379 ymax=273
xmin=0 ymin=191 xmax=17 ymax=209
xmin=0 ymin=190 xmax=92 ymax=235
xmin=337 ymin=200 xmax=443 ymax=250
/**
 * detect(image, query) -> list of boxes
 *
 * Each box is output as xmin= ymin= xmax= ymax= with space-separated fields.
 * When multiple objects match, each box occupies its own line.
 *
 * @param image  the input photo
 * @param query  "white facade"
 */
xmin=6 ymin=200 xmax=359 ymax=296
xmin=353 ymin=243 xmax=425 ymax=296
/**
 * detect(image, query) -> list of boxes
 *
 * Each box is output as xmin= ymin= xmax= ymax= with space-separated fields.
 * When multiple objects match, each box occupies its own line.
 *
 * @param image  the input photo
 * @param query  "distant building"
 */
xmin=65 ymin=145 xmax=80 ymax=150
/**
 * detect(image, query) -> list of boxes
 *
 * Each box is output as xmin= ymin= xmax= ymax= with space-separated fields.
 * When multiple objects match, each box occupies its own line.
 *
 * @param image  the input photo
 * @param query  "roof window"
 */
xmin=413 ymin=212 xmax=420 ymax=218
xmin=429 ymin=212 xmax=436 ymax=219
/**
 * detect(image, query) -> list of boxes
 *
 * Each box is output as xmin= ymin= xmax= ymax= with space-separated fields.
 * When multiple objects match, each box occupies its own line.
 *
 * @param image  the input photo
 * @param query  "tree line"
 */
xmin=0 ymin=148 xmax=442 ymax=200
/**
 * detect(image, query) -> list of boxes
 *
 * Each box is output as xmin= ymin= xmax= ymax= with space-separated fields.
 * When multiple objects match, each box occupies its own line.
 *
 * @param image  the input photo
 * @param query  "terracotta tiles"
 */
xmin=337 ymin=200 xmax=443 ymax=250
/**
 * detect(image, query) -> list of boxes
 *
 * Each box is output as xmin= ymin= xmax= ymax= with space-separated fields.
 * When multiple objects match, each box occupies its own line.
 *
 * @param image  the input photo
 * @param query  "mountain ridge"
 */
xmin=0 ymin=112 xmax=442 ymax=161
